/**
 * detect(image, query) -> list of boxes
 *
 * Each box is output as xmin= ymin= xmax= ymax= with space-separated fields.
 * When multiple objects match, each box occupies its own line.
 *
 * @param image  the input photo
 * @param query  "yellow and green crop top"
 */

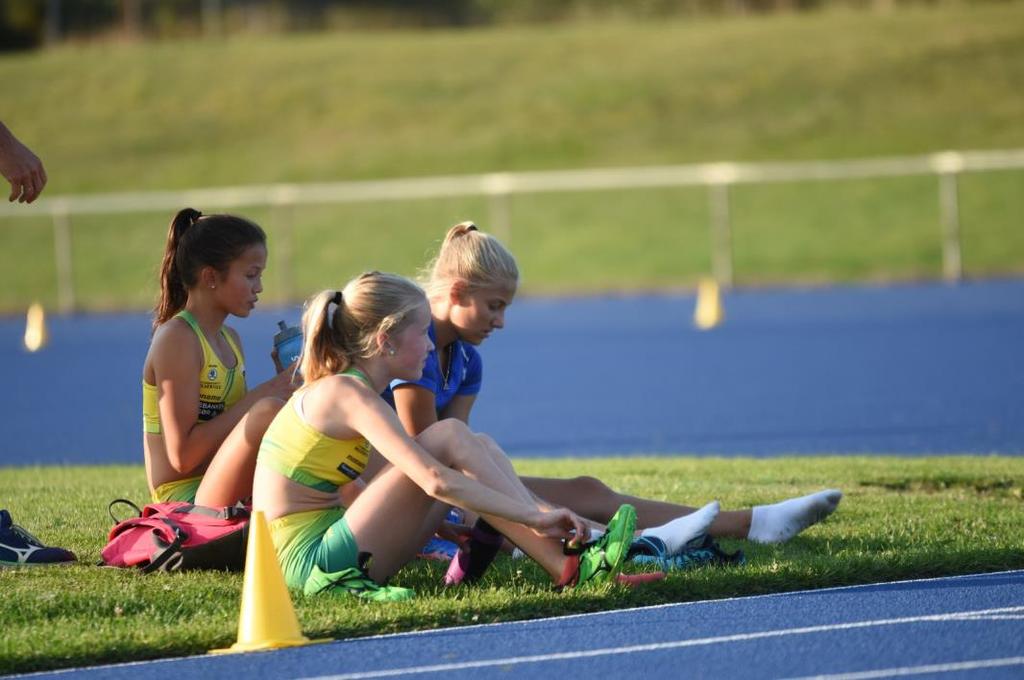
xmin=257 ymin=369 xmax=372 ymax=493
xmin=142 ymin=310 xmax=247 ymax=435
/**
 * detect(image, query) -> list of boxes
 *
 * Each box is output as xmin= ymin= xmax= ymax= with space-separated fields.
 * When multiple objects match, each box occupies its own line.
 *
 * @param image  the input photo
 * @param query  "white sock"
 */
xmin=640 ymin=500 xmax=720 ymax=555
xmin=748 ymin=489 xmax=842 ymax=544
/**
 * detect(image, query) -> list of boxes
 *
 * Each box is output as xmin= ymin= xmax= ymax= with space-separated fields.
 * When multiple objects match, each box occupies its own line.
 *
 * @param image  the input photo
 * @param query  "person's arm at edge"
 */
xmin=0 ymin=121 xmax=47 ymax=204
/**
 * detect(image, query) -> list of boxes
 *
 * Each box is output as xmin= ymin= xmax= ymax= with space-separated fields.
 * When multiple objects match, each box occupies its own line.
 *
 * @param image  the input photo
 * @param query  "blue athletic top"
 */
xmin=388 ymin=322 xmax=482 ymax=413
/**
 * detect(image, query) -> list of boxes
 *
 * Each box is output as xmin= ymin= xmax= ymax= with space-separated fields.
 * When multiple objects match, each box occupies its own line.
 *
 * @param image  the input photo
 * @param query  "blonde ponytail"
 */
xmin=299 ymin=290 xmax=349 ymax=383
xmin=298 ymin=273 xmax=427 ymax=384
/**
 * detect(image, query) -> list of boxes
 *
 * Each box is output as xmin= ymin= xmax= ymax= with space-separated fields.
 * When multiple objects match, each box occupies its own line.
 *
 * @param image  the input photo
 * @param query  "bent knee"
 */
xmin=418 ymin=418 xmax=470 ymax=446
xmin=474 ymin=433 xmax=511 ymax=463
xmin=416 ymin=419 xmax=473 ymax=467
xmin=474 ymin=432 xmax=499 ymax=450
xmin=569 ymin=475 xmax=616 ymax=498
xmin=414 ymin=420 xmax=456 ymax=464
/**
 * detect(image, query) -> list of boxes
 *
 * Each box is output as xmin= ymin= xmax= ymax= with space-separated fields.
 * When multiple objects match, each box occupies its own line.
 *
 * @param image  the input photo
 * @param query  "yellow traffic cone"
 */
xmin=693 ymin=278 xmax=724 ymax=330
xmin=24 ymin=302 xmax=49 ymax=352
xmin=211 ymin=510 xmax=330 ymax=654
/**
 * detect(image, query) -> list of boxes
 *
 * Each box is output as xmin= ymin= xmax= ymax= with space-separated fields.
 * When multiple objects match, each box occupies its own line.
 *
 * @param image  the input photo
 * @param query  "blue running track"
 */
xmin=3 ymin=281 xmax=1022 ymax=679
xmin=11 ymin=570 xmax=1024 ymax=679
xmin=2 ymin=279 xmax=1023 ymax=465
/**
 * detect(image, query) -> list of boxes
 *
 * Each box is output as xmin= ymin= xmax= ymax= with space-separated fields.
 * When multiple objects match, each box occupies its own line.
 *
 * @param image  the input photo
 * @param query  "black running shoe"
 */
xmin=0 ymin=510 xmax=77 ymax=567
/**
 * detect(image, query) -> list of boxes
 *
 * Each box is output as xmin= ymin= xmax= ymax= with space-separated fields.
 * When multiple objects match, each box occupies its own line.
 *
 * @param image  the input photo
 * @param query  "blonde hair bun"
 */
xmin=423 ymin=222 xmax=518 ymax=300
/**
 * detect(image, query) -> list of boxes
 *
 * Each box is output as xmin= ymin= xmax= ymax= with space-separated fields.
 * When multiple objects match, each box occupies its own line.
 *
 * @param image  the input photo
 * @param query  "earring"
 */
xmin=387 ymin=346 xmax=396 ymax=356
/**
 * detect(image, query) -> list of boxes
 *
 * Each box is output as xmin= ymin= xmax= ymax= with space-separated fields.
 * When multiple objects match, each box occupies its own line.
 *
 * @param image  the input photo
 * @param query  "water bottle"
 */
xmin=273 ymin=320 xmax=303 ymax=368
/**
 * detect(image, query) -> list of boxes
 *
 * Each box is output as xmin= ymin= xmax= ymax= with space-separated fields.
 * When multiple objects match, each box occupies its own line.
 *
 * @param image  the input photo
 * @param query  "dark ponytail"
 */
xmin=152 ymin=208 xmax=266 ymax=332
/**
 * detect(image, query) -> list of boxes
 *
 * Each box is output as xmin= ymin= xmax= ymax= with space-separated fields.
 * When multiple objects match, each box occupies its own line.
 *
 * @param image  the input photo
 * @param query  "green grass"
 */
xmin=1 ymin=4 xmax=1024 ymax=311
xmin=3 ymin=456 xmax=1023 ymax=674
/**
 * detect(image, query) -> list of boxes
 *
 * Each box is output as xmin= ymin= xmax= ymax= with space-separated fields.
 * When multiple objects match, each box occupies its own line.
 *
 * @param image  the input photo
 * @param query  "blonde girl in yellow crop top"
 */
xmin=252 ymin=272 xmax=644 ymax=599
xmin=143 ymin=208 xmax=296 ymax=507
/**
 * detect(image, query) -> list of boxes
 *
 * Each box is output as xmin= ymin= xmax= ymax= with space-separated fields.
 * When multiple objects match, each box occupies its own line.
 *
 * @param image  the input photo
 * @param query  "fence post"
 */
xmin=931 ymin=152 xmax=965 ymax=282
xmin=938 ymin=172 xmax=963 ymax=282
xmin=271 ymin=196 xmax=295 ymax=303
xmin=52 ymin=205 xmax=75 ymax=313
xmin=705 ymin=180 xmax=734 ymax=290
xmin=484 ymin=173 xmax=513 ymax=245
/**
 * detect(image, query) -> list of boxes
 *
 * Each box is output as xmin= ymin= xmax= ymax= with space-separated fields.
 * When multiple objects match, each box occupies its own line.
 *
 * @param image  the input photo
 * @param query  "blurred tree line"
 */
xmin=0 ymin=0 xmax=981 ymax=51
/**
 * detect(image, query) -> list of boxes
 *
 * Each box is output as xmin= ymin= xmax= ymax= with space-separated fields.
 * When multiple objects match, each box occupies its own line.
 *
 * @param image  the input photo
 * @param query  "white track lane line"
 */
xmin=298 ymin=606 xmax=1024 ymax=680
xmin=781 ymin=655 xmax=1024 ymax=679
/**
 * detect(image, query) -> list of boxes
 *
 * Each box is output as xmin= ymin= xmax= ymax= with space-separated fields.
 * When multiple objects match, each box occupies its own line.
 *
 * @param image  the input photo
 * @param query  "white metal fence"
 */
xmin=3 ymin=148 xmax=1023 ymax=312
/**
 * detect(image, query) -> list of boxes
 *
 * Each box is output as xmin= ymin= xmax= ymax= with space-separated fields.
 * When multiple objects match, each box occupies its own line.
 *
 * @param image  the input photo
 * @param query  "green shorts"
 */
xmin=268 ymin=507 xmax=360 ymax=590
xmin=151 ymin=476 xmax=202 ymax=504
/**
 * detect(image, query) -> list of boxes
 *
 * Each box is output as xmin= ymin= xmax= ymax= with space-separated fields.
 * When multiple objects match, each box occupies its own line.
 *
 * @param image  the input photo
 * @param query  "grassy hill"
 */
xmin=1 ymin=4 xmax=1023 ymax=310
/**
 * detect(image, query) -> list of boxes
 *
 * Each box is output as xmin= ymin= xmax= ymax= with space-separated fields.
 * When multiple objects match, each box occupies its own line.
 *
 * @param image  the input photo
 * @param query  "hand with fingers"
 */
xmin=0 ymin=122 xmax=47 ymax=204
xmin=528 ymin=507 xmax=591 ymax=545
xmin=258 ymin=362 xmax=300 ymax=401
xmin=271 ymin=347 xmax=287 ymax=374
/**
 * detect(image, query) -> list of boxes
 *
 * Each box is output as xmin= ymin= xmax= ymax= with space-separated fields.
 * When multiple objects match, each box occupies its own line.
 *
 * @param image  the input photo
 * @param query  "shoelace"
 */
xmin=330 ymin=568 xmax=379 ymax=592
xmin=1 ymin=527 xmax=43 ymax=563
xmin=8 ymin=523 xmax=44 ymax=548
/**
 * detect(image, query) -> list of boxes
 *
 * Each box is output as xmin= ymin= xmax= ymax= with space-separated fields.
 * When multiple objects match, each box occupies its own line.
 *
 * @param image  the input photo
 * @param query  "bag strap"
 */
xmin=107 ymin=498 xmax=142 ymax=525
xmin=168 ymin=502 xmax=250 ymax=521
xmin=139 ymin=517 xmax=187 ymax=574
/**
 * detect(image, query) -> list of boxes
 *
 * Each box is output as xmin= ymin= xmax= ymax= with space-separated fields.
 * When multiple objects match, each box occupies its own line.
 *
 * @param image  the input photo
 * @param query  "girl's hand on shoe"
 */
xmin=528 ymin=508 xmax=590 ymax=543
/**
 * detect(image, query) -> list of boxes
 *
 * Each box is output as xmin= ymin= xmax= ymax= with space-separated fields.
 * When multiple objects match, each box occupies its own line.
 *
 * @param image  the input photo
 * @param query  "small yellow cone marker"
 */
xmin=24 ymin=302 xmax=49 ymax=352
xmin=211 ymin=510 xmax=330 ymax=654
xmin=693 ymin=278 xmax=724 ymax=330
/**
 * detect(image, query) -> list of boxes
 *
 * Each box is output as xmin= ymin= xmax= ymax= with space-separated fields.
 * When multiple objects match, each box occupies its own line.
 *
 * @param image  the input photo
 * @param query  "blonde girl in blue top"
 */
xmin=142 ymin=208 xmax=296 ymax=507
xmin=252 ymin=272 xmax=639 ymax=600
xmin=390 ymin=223 xmax=842 ymax=568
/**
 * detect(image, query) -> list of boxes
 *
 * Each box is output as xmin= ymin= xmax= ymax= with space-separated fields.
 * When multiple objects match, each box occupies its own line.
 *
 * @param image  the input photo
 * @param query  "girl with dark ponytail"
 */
xmin=142 ymin=208 xmax=296 ymax=507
